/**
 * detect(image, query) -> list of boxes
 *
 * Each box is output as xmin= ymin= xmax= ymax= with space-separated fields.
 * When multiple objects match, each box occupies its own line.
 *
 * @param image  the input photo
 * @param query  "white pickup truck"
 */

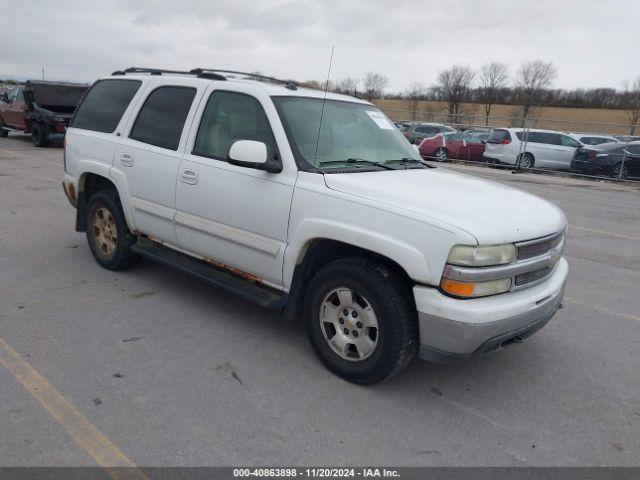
xmin=63 ymin=68 xmax=568 ymax=384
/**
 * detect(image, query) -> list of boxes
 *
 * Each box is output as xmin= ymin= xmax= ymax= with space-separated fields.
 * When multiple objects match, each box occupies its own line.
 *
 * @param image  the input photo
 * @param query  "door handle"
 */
xmin=120 ymin=153 xmax=134 ymax=167
xmin=180 ymin=169 xmax=199 ymax=185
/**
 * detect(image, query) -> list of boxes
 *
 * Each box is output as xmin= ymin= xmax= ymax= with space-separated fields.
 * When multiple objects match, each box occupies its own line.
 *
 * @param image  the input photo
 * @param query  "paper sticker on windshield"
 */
xmin=366 ymin=110 xmax=394 ymax=130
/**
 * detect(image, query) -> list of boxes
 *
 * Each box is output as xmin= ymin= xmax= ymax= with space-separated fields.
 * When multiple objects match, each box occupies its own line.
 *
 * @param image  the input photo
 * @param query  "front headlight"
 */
xmin=446 ymin=244 xmax=516 ymax=267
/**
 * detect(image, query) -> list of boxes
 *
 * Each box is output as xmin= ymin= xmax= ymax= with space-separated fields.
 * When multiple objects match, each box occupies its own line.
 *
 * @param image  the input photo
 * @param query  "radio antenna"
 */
xmin=313 ymin=46 xmax=334 ymax=164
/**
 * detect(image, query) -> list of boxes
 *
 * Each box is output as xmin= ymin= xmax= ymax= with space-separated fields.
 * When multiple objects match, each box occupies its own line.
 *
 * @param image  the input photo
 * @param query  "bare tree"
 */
xmin=335 ymin=77 xmax=359 ymax=96
xmin=436 ymin=65 xmax=475 ymax=122
xmin=362 ymin=72 xmax=389 ymax=101
xmin=478 ymin=62 xmax=509 ymax=125
xmin=404 ymin=81 xmax=425 ymax=120
xmin=517 ymin=60 xmax=557 ymax=124
xmin=622 ymin=77 xmax=640 ymax=135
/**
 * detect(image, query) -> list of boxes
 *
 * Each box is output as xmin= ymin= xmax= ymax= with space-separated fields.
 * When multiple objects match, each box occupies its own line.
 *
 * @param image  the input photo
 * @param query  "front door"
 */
xmin=175 ymin=88 xmax=295 ymax=288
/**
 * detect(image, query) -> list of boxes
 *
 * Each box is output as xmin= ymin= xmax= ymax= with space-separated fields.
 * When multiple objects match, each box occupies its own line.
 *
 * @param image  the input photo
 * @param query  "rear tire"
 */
xmin=611 ymin=162 xmax=628 ymax=180
xmin=435 ymin=148 xmax=449 ymax=161
xmin=86 ymin=190 xmax=140 ymax=270
xmin=31 ymin=123 xmax=49 ymax=147
xmin=304 ymin=258 xmax=418 ymax=384
xmin=518 ymin=153 xmax=534 ymax=169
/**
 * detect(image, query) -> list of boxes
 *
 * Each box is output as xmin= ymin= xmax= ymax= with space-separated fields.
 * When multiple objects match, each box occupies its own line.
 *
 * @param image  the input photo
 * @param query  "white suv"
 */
xmin=62 ymin=68 xmax=568 ymax=384
xmin=484 ymin=128 xmax=582 ymax=170
xmin=567 ymin=133 xmax=619 ymax=146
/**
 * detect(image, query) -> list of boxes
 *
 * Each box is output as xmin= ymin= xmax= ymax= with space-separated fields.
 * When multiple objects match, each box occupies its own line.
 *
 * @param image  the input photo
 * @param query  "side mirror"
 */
xmin=0 ymin=92 xmax=9 ymax=103
xmin=228 ymin=140 xmax=281 ymax=173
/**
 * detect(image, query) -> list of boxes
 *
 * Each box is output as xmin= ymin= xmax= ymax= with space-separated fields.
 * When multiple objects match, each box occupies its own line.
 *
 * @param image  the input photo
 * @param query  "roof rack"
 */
xmin=111 ymin=67 xmax=297 ymax=89
xmin=112 ymin=67 xmax=227 ymax=81
xmin=190 ymin=69 xmax=297 ymax=90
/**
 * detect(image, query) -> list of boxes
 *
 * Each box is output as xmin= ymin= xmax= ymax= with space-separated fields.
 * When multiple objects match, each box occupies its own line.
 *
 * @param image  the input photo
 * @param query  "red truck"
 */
xmin=0 ymin=80 xmax=88 ymax=147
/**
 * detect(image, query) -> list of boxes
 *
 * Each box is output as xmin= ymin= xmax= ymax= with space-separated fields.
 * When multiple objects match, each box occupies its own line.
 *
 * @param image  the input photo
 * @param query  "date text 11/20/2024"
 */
xmin=232 ymin=468 xmax=400 ymax=477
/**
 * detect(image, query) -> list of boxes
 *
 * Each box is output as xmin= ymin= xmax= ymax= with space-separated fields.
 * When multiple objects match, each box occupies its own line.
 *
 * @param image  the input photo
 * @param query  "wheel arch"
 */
xmin=75 ymin=170 xmax=135 ymax=233
xmin=284 ymin=237 xmax=419 ymax=322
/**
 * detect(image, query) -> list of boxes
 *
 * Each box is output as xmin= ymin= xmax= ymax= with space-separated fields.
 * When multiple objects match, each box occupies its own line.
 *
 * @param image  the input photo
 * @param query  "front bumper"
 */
xmin=414 ymin=257 xmax=568 ymax=363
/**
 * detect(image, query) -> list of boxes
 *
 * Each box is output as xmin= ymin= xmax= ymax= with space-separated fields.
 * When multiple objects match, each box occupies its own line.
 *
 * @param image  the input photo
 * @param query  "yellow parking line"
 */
xmin=570 ymin=225 xmax=640 ymax=242
xmin=0 ymin=336 xmax=148 ymax=480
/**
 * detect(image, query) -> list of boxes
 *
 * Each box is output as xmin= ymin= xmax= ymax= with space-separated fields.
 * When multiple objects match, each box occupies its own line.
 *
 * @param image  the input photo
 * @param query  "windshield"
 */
xmin=272 ymin=97 xmax=422 ymax=171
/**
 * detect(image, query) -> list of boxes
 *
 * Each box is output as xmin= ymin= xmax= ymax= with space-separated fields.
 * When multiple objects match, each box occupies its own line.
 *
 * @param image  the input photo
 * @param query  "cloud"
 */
xmin=2 ymin=0 xmax=639 ymax=91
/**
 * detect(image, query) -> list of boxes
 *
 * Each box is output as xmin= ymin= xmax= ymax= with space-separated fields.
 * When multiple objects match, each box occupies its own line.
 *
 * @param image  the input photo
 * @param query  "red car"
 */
xmin=417 ymin=132 xmax=487 ymax=161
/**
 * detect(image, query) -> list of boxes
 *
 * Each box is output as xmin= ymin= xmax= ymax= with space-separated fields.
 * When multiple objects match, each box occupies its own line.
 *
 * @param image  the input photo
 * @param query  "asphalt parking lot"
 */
xmin=1 ymin=133 xmax=639 ymax=468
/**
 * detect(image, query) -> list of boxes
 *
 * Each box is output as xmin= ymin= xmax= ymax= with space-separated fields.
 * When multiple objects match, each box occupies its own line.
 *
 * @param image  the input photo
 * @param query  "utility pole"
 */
xmin=42 ymin=67 xmax=44 ymax=80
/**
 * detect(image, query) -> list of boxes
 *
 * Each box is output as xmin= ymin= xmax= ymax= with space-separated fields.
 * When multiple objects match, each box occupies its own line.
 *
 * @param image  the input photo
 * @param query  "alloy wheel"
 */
xmin=92 ymin=207 xmax=118 ymax=257
xmin=319 ymin=287 xmax=379 ymax=362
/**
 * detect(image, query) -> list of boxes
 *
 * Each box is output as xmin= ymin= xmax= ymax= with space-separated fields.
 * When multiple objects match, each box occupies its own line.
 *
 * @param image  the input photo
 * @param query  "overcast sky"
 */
xmin=2 ymin=0 xmax=639 ymax=92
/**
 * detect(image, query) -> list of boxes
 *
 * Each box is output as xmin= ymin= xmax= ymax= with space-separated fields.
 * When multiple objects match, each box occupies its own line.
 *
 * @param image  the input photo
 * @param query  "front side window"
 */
xmin=129 ymin=86 xmax=196 ymax=151
xmin=560 ymin=135 xmax=580 ymax=148
xmin=14 ymin=89 xmax=24 ymax=103
xmin=71 ymin=79 xmax=141 ymax=133
xmin=193 ymin=91 xmax=277 ymax=161
xmin=627 ymin=145 xmax=640 ymax=156
xmin=273 ymin=97 xmax=421 ymax=171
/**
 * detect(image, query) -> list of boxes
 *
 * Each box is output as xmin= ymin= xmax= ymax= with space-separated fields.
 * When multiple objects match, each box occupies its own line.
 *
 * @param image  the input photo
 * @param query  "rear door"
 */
xmin=113 ymin=80 xmax=202 ymax=245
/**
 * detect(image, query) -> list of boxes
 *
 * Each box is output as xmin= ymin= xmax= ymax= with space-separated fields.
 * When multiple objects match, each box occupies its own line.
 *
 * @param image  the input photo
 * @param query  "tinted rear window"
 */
xmin=71 ymin=80 xmax=141 ymax=133
xmin=488 ymin=130 xmax=511 ymax=142
xmin=129 ymin=86 xmax=196 ymax=151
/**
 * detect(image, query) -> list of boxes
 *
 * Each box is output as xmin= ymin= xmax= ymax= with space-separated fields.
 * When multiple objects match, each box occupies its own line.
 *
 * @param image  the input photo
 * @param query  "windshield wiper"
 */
xmin=319 ymin=158 xmax=395 ymax=171
xmin=386 ymin=157 xmax=435 ymax=168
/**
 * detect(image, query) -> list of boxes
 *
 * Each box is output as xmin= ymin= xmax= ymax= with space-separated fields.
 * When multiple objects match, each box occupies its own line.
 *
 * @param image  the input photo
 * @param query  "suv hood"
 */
xmin=323 ymin=168 xmax=566 ymax=244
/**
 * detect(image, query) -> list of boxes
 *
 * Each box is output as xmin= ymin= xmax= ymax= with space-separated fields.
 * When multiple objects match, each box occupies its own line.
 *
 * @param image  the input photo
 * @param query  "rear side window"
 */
xmin=193 ymin=91 xmax=277 ymax=160
xmin=71 ymin=80 xmax=141 ymax=133
xmin=129 ymin=86 xmax=196 ymax=151
xmin=415 ymin=126 xmax=439 ymax=134
xmin=516 ymin=132 xmax=548 ymax=143
xmin=488 ymin=130 xmax=511 ymax=143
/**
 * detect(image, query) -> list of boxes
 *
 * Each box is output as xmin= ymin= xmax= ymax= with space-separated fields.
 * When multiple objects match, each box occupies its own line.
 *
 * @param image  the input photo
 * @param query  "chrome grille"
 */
xmin=517 ymin=231 xmax=564 ymax=261
xmin=515 ymin=267 xmax=551 ymax=286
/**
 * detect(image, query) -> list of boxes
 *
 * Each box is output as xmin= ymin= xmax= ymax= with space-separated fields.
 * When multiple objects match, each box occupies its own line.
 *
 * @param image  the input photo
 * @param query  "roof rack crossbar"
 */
xmin=111 ymin=67 xmax=226 ymax=81
xmin=112 ymin=67 xmax=194 ymax=76
xmin=190 ymin=69 xmax=297 ymax=90
xmin=111 ymin=67 xmax=294 ymax=89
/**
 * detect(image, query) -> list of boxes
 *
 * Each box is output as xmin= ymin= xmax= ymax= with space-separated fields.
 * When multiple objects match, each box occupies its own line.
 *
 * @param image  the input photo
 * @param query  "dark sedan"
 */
xmin=571 ymin=141 xmax=640 ymax=179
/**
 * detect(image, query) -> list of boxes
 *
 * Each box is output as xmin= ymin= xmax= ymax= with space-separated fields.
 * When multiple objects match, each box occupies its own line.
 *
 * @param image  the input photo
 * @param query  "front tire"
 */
xmin=0 ymin=118 xmax=8 ymax=137
xmin=86 ymin=190 xmax=140 ymax=270
xmin=31 ymin=123 xmax=49 ymax=147
xmin=304 ymin=259 xmax=418 ymax=384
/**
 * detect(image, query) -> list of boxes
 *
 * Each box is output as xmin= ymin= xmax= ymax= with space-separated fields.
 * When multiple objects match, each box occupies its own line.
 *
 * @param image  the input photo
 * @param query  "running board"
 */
xmin=132 ymin=237 xmax=287 ymax=310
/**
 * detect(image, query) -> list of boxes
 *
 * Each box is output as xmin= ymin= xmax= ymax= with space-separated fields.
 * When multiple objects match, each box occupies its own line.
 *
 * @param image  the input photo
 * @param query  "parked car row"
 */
xmin=395 ymin=122 xmax=638 ymax=180
xmin=483 ymin=128 xmax=639 ymax=178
